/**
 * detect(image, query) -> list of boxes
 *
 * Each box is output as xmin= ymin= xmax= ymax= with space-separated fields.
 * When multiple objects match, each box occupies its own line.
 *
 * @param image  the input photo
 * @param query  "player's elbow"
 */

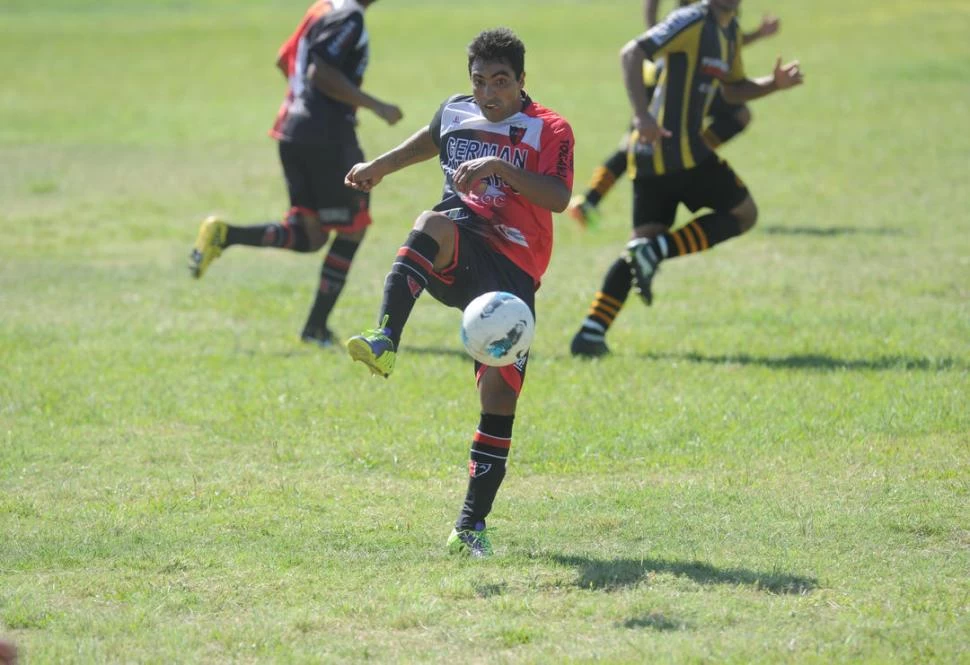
xmin=549 ymin=188 xmax=571 ymax=213
xmin=620 ymin=40 xmax=643 ymax=68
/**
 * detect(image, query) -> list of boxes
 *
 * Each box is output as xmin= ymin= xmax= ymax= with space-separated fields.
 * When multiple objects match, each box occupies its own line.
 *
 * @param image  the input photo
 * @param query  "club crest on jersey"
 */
xmin=509 ymin=126 xmax=526 ymax=145
xmin=469 ymin=460 xmax=492 ymax=478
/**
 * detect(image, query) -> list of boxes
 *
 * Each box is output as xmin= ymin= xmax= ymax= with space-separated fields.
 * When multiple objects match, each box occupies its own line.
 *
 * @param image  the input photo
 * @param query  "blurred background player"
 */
xmin=343 ymin=29 xmax=574 ymax=556
xmin=570 ymin=0 xmax=801 ymax=357
xmin=0 ymin=639 xmax=16 ymax=665
xmin=189 ymin=0 xmax=402 ymax=347
xmin=566 ymin=0 xmax=779 ymax=228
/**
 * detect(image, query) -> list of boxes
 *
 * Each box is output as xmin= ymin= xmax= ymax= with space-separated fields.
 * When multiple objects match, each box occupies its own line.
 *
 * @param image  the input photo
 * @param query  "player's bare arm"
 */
xmin=309 ymin=59 xmax=403 ymax=125
xmin=644 ymin=0 xmax=660 ymax=28
xmin=345 ymin=126 xmax=438 ymax=192
xmin=721 ymin=57 xmax=803 ymax=104
xmin=741 ymin=14 xmax=781 ymax=46
xmin=453 ymin=157 xmax=571 ymax=213
xmin=621 ymin=40 xmax=672 ymax=143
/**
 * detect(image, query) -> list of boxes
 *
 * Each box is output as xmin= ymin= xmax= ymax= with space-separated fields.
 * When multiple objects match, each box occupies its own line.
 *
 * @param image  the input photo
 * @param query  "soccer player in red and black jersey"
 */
xmin=344 ymin=28 xmax=575 ymax=557
xmin=567 ymin=0 xmax=780 ymax=229
xmin=571 ymin=0 xmax=801 ymax=357
xmin=188 ymin=0 xmax=402 ymax=347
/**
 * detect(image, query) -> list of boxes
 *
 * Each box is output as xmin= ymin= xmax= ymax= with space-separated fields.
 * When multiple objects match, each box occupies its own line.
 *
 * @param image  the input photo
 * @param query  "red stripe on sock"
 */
xmin=473 ymin=430 xmax=512 ymax=449
xmin=396 ymin=247 xmax=434 ymax=273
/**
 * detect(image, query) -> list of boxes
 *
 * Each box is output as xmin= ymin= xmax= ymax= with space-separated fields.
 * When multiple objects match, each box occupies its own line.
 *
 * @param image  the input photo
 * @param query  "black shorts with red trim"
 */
xmin=278 ymin=138 xmax=371 ymax=233
xmin=424 ymin=220 xmax=535 ymax=394
xmin=632 ymin=155 xmax=749 ymax=228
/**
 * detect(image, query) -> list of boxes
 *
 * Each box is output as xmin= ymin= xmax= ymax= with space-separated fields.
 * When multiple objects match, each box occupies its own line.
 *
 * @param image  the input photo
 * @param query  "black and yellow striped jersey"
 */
xmin=630 ymin=1 xmax=745 ymax=177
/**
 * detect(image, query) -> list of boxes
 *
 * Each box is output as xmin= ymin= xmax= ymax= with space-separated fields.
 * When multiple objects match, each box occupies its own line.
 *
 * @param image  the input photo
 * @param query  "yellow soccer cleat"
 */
xmin=346 ymin=317 xmax=396 ymax=378
xmin=188 ymin=215 xmax=228 ymax=279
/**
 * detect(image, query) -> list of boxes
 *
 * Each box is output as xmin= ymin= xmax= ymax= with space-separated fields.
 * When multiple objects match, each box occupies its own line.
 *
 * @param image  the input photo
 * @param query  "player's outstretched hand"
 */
xmin=345 ymin=161 xmax=384 ymax=192
xmin=757 ymin=14 xmax=780 ymax=39
xmin=773 ymin=57 xmax=803 ymax=90
xmin=376 ymin=102 xmax=403 ymax=126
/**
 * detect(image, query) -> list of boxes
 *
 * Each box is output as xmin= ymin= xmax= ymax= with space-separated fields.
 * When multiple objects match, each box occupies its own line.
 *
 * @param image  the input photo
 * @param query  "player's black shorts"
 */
xmin=632 ymin=155 xmax=749 ymax=228
xmin=277 ymin=138 xmax=370 ymax=232
xmin=708 ymin=90 xmax=743 ymax=118
xmin=424 ymin=221 xmax=535 ymax=393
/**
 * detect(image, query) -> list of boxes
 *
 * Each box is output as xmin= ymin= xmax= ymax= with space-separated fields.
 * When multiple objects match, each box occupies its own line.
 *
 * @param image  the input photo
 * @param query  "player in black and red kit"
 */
xmin=344 ymin=28 xmax=575 ymax=557
xmin=189 ymin=0 xmax=402 ymax=347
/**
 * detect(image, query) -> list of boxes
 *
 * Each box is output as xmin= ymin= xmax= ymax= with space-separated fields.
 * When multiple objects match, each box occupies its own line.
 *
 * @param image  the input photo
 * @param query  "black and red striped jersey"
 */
xmin=429 ymin=93 xmax=574 ymax=285
xmin=270 ymin=0 xmax=370 ymax=144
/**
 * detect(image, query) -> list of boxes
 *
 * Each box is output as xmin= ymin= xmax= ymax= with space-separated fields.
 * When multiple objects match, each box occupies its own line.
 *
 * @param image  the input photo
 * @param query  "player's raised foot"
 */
xmin=301 ymin=326 xmax=337 ymax=349
xmin=570 ymin=329 xmax=610 ymax=358
xmin=566 ymin=195 xmax=601 ymax=230
xmin=346 ymin=317 xmax=396 ymax=378
xmin=625 ymin=237 xmax=662 ymax=306
xmin=189 ymin=215 xmax=228 ymax=279
xmin=447 ymin=522 xmax=493 ymax=558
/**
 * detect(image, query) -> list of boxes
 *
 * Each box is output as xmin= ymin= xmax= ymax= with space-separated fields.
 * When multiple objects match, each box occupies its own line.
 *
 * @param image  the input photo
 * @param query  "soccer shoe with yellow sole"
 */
xmin=447 ymin=523 xmax=493 ymax=558
xmin=189 ymin=215 xmax=228 ymax=279
xmin=566 ymin=195 xmax=601 ymax=230
xmin=346 ymin=317 xmax=396 ymax=378
xmin=625 ymin=237 xmax=662 ymax=306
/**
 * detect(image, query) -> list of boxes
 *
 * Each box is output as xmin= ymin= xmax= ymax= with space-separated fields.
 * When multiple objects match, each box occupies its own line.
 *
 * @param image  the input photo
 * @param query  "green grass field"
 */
xmin=2 ymin=0 xmax=968 ymax=662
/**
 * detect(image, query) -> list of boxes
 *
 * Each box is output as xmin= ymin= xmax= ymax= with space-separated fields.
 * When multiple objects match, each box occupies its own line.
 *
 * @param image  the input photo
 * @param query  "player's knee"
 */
xmin=734 ymin=105 xmax=753 ymax=129
xmin=291 ymin=212 xmax=328 ymax=252
xmin=413 ymin=211 xmax=453 ymax=241
xmin=339 ymin=227 xmax=366 ymax=243
xmin=734 ymin=197 xmax=758 ymax=233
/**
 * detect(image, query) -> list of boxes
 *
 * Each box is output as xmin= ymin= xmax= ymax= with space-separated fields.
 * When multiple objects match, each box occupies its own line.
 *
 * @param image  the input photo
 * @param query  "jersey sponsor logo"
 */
xmin=445 ymin=137 xmax=528 ymax=170
xmin=509 ymin=125 xmax=526 ymax=145
xmin=700 ymin=56 xmax=729 ymax=79
xmin=556 ymin=139 xmax=572 ymax=179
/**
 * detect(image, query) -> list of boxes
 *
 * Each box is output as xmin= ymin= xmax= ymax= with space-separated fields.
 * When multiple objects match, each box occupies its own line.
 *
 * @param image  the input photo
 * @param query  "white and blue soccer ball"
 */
xmin=460 ymin=291 xmax=535 ymax=367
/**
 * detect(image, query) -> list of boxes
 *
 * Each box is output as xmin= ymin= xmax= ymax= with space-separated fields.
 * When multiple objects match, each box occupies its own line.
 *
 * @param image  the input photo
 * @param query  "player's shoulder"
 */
xmin=522 ymin=99 xmax=572 ymax=135
xmin=651 ymin=2 xmax=708 ymax=38
xmin=441 ymin=93 xmax=476 ymax=108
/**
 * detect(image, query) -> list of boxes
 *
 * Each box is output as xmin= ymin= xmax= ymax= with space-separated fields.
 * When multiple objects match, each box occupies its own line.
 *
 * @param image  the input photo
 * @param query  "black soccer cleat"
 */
xmin=570 ymin=329 xmax=610 ymax=358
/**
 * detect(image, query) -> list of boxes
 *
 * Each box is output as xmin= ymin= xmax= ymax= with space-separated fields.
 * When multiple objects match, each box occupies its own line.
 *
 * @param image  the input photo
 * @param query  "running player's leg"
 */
xmin=301 ymin=141 xmax=373 ymax=347
xmin=189 ymin=140 xmax=327 ymax=279
xmin=571 ymin=174 xmax=678 ymax=356
xmin=629 ymin=156 xmax=752 ymax=270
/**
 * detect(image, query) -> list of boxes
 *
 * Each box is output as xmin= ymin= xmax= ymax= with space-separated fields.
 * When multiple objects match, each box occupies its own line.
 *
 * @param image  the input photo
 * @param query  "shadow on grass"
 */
xmin=551 ymin=555 xmax=818 ymax=595
xmin=761 ymin=225 xmax=904 ymax=237
xmin=640 ymin=351 xmax=961 ymax=372
xmin=622 ymin=613 xmax=692 ymax=631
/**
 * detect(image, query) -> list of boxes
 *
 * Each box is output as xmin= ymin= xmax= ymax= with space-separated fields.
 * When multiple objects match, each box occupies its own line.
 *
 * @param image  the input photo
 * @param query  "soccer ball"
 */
xmin=460 ymin=291 xmax=535 ymax=367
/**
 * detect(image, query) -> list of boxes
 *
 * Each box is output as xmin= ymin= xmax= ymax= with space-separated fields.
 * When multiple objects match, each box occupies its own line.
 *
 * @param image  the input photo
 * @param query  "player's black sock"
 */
xmin=456 ymin=413 xmax=514 ymax=530
xmin=378 ymin=230 xmax=439 ymax=347
xmin=578 ymin=258 xmax=631 ymax=336
xmin=584 ymin=149 xmax=628 ymax=206
xmin=654 ymin=212 xmax=743 ymax=258
xmin=303 ymin=235 xmax=362 ymax=335
xmin=224 ymin=215 xmax=311 ymax=252
xmin=703 ymin=112 xmax=748 ymax=149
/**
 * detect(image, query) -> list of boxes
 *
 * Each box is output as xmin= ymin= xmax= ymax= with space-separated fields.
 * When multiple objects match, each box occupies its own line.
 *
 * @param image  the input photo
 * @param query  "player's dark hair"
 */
xmin=466 ymin=28 xmax=525 ymax=80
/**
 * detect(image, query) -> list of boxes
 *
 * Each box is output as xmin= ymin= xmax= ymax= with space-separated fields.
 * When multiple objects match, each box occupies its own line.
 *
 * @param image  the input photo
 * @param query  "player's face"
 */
xmin=470 ymin=58 xmax=524 ymax=123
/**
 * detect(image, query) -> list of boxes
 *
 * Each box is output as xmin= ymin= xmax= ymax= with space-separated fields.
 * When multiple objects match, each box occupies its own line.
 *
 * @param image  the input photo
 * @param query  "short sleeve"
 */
xmin=635 ymin=9 xmax=701 ymax=60
xmin=308 ymin=12 xmax=363 ymax=67
xmin=537 ymin=117 xmax=575 ymax=190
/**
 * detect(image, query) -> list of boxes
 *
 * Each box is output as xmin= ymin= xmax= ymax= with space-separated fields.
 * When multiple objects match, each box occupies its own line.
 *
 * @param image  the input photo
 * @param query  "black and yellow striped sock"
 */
xmin=578 ymin=258 xmax=631 ymax=338
xmin=655 ymin=212 xmax=743 ymax=258
xmin=584 ymin=149 xmax=628 ymax=206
